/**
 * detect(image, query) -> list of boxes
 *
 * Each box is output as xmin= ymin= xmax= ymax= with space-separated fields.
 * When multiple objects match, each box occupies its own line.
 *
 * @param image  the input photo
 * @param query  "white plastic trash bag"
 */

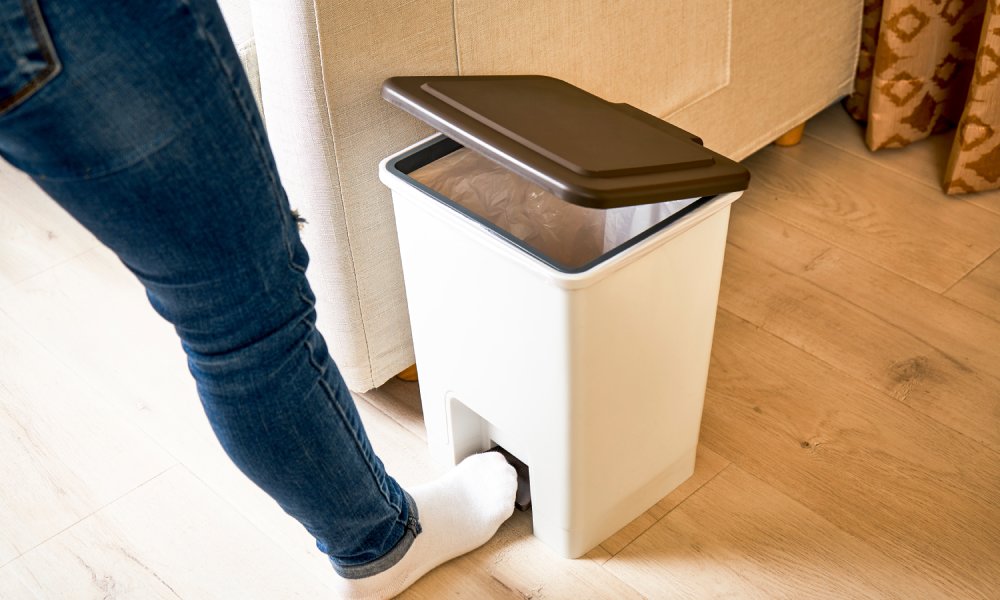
xmin=411 ymin=147 xmax=698 ymax=268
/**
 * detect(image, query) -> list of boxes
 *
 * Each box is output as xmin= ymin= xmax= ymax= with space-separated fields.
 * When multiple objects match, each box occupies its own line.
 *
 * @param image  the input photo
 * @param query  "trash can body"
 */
xmin=379 ymin=135 xmax=741 ymax=557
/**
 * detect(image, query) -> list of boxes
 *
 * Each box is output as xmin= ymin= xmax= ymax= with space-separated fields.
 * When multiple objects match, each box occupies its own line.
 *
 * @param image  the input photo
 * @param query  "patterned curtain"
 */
xmin=845 ymin=0 xmax=1000 ymax=194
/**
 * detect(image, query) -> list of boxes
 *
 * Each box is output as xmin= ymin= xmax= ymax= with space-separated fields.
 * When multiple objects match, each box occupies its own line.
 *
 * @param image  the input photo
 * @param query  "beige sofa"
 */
xmin=220 ymin=0 xmax=863 ymax=392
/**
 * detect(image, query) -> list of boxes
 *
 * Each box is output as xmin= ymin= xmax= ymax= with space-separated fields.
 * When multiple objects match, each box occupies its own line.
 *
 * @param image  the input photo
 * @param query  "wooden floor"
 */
xmin=1 ymin=105 xmax=998 ymax=598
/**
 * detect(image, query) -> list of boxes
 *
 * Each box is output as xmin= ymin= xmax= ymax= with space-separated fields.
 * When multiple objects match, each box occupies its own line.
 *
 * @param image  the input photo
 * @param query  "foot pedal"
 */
xmin=490 ymin=446 xmax=531 ymax=511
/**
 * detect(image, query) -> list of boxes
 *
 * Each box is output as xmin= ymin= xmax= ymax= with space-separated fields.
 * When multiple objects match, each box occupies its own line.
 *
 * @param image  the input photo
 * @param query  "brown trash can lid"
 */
xmin=381 ymin=75 xmax=750 ymax=209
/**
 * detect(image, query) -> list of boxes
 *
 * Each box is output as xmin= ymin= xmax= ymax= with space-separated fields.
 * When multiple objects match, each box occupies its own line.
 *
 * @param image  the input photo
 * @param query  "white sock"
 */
xmin=332 ymin=452 xmax=517 ymax=600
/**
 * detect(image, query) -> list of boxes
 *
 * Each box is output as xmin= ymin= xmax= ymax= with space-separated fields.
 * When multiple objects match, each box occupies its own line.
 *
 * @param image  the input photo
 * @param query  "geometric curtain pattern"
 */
xmin=845 ymin=0 xmax=888 ymax=123
xmin=945 ymin=0 xmax=1000 ymax=192
xmin=845 ymin=0 xmax=1000 ymax=194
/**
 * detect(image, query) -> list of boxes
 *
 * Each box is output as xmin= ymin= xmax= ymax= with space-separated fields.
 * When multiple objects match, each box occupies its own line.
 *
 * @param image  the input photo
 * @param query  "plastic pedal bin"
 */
xmin=378 ymin=76 xmax=750 ymax=558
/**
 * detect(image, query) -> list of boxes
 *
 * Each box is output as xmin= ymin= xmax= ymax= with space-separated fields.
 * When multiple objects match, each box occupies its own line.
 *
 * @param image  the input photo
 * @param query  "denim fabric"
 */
xmin=0 ymin=0 xmax=61 ymax=114
xmin=0 ymin=0 xmax=418 ymax=571
xmin=335 ymin=491 xmax=420 ymax=580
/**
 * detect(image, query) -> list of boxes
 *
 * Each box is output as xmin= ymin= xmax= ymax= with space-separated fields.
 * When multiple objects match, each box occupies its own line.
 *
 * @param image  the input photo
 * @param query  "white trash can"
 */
xmin=378 ymin=76 xmax=749 ymax=558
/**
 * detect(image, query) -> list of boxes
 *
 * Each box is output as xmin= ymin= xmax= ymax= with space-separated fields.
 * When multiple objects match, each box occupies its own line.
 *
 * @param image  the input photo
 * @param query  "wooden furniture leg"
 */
xmin=396 ymin=364 xmax=419 ymax=382
xmin=774 ymin=122 xmax=807 ymax=146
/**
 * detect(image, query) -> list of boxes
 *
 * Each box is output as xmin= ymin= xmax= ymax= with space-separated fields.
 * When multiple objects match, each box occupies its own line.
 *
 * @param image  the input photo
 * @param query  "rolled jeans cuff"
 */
xmin=330 ymin=490 xmax=421 ymax=579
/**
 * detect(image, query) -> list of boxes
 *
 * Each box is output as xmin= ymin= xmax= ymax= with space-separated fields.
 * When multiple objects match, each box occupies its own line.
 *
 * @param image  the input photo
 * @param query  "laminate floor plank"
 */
xmin=722 ymin=206 xmax=1000 ymax=450
xmin=584 ymin=545 xmax=614 ymax=565
xmin=605 ymin=465 xmax=949 ymax=599
xmin=402 ymin=510 xmax=644 ymax=600
xmin=0 ymin=310 xmax=174 ymax=567
xmin=806 ymin=106 xmax=953 ymax=189
xmin=701 ymin=310 xmax=1000 ymax=598
xmin=0 ymin=164 xmax=99 ymax=291
xmin=599 ymin=446 xmax=729 ymax=557
xmin=728 ymin=203 xmax=1000 ymax=379
xmin=944 ymin=249 xmax=1000 ymax=323
xmin=0 ymin=467 xmax=335 ymax=599
xmin=805 ymin=106 xmax=1000 ymax=216
xmin=359 ymin=377 xmax=426 ymax=442
xmin=741 ymin=134 xmax=1000 ymax=292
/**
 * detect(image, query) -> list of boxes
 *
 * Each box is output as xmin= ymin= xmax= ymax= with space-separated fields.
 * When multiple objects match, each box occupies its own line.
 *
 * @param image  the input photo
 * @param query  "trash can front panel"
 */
xmin=385 ymin=157 xmax=737 ymax=556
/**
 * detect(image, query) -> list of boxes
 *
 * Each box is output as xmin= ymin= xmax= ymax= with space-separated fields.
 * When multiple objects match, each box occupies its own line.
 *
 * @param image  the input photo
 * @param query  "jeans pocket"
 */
xmin=0 ymin=0 xmax=61 ymax=116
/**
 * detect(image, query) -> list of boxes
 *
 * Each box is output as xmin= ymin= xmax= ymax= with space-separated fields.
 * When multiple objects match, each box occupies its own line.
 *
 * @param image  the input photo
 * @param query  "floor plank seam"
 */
xmin=730 ymin=203 xmax=1000 ymax=330
xmin=0 ymin=302 xmax=189 ymax=467
xmin=802 ymin=130 xmax=951 ymax=195
xmin=0 ymin=465 xmax=179 ymax=571
xmin=177 ymin=465 xmax=336 ymax=591
xmin=803 ymin=130 xmax=1000 ymax=219
xmin=938 ymin=300 xmax=1000 ymax=328
xmin=727 ymin=205 xmax=1000 ymax=351
xmin=696 ymin=457 xmax=917 ymax=584
xmin=759 ymin=138 xmax=1000 ymax=239
xmin=601 ymin=462 xmax=734 ymax=561
xmin=733 ymin=199 xmax=953 ymax=296
xmin=354 ymin=393 xmax=426 ymax=445
xmin=713 ymin=306 xmax=1000 ymax=458
xmin=940 ymin=246 xmax=1000 ymax=297
xmin=9 ymin=244 xmax=105 ymax=289
xmin=725 ymin=222 xmax=999 ymax=391
xmin=0 ymin=228 xmax=101 ymax=293
xmin=724 ymin=234 xmax=940 ymax=323
xmin=724 ymin=234 xmax=1000 ymax=369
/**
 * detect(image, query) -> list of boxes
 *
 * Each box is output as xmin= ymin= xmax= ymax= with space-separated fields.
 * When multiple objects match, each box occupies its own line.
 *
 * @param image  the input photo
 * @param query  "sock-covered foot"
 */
xmin=332 ymin=452 xmax=517 ymax=600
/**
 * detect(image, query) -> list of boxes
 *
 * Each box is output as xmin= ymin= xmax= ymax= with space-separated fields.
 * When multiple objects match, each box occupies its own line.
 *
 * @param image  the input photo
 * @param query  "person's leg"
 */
xmin=0 ymin=0 xmax=513 ymax=595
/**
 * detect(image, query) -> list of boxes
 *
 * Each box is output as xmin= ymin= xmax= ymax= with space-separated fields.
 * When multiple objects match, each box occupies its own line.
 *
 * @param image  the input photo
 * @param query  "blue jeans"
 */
xmin=0 ymin=0 xmax=418 ymax=577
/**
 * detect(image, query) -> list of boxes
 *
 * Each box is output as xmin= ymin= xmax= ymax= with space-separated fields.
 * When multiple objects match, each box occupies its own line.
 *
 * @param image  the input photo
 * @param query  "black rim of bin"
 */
xmin=389 ymin=135 xmax=717 ymax=275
